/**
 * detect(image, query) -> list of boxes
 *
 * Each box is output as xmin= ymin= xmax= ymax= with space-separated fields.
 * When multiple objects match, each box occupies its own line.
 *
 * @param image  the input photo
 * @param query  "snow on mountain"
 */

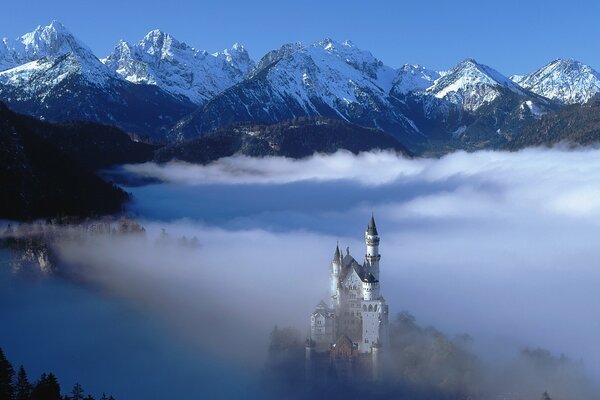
xmin=427 ymin=58 xmax=525 ymax=111
xmin=213 ymin=42 xmax=255 ymax=77
xmin=0 ymin=21 xmax=105 ymax=72
xmin=269 ymin=38 xmax=398 ymax=112
xmin=102 ymin=31 xmax=254 ymax=104
xmin=0 ymin=20 xmax=117 ymax=88
xmin=390 ymin=64 xmax=440 ymax=96
xmin=170 ymin=38 xmax=418 ymax=141
xmin=0 ymin=21 xmax=195 ymax=139
xmin=511 ymin=59 xmax=600 ymax=104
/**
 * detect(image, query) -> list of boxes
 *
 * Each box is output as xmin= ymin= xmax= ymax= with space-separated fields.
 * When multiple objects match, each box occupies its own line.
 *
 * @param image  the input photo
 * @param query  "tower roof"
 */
xmin=333 ymin=242 xmax=341 ymax=262
xmin=367 ymin=213 xmax=378 ymax=236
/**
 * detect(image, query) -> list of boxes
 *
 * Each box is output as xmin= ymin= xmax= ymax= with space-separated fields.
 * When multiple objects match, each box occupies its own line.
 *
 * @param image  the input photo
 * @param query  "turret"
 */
xmin=362 ymin=273 xmax=379 ymax=301
xmin=365 ymin=214 xmax=381 ymax=280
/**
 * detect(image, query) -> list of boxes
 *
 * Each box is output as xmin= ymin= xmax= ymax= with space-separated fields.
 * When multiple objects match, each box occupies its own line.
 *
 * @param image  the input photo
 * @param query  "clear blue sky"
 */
xmin=2 ymin=0 xmax=599 ymax=75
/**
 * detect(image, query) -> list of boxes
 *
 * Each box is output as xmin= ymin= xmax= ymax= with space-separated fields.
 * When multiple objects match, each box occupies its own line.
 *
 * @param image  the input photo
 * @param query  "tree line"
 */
xmin=0 ymin=348 xmax=115 ymax=400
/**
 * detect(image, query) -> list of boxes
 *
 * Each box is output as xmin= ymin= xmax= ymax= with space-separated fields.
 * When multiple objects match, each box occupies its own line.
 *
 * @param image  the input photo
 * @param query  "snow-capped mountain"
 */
xmin=511 ymin=59 xmax=600 ymax=104
xmin=390 ymin=64 xmax=440 ymax=96
xmin=0 ymin=20 xmax=101 ymax=71
xmin=426 ymin=58 xmax=526 ymax=111
xmin=169 ymin=38 xmax=419 ymax=142
xmin=102 ymin=31 xmax=254 ymax=104
xmin=0 ymin=21 xmax=194 ymax=139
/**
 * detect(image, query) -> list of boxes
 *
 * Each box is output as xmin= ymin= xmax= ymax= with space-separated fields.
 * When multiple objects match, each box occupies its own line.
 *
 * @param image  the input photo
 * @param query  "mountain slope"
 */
xmin=0 ymin=103 xmax=128 ymax=220
xmin=426 ymin=58 xmax=527 ymax=112
xmin=0 ymin=21 xmax=195 ymax=140
xmin=1 ymin=104 xmax=156 ymax=170
xmin=511 ymin=59 xmax=600 ymax=104
xmin=390 ymin=64 xmax=440 ymax=96
xmin=102 ymin=30 xmax=254 ymax=104
xmin=168 ymin=39 xmax=420 ymax=144
xmin=507 ymin=96 xmax=600 ymax=149
xmin=156 ymin=117 xmax=411 ymax=163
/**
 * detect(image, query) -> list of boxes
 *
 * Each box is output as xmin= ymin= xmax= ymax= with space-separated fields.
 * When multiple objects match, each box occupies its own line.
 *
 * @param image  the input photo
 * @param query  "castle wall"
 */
xmin=359 ymin=299 xmax=387 ymax=352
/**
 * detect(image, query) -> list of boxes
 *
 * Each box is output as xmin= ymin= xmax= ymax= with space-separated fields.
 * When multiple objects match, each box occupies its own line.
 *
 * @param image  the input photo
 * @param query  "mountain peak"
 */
xmin=15 ymin=20 xmax=97 ymax=64
xmin=427 ymin=58 xmax=523 ymax=111
xmin=513 ymin=58 xmax=600 ymax=104
xmin=391 ymin=64 xmax=440 ymax=95
xmin=103 ymin=33 xmax=254 ymax=104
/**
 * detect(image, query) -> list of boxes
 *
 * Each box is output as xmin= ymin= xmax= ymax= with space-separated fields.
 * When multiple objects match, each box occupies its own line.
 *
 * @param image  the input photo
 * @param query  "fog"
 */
xmin=4 ymin=147 xmax=600 ymax=398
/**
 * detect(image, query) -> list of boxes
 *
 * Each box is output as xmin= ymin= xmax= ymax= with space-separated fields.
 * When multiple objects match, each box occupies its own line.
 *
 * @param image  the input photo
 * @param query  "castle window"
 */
xmin=374 ymin=305 xmax=378 ymax=312
xmin=364 ymin=339 xmax=368 ymax=343
xmin=363 ymin=305 xmax=367 ymax=311
xmin=368 ymin=305 xmax=373 ymax=312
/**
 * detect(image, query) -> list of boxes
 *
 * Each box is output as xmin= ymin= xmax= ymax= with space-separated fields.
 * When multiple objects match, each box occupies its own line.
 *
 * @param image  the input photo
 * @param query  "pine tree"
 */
xmin=15 ymin=366 xmax=32 ymax=400
xmin=70 ymin=384 xmax=84 ymax=400
xmin=31 ymin=373 xmax=61 ymax=400
xmin=541 ymin=392 xmax=553 ymax=400
xmin=0 ymin=348 xmax=15 ymax=400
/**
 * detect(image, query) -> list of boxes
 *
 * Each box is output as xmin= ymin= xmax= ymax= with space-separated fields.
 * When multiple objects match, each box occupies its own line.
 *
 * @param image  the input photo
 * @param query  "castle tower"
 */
xmin=359 ymin=273 xmax=387 ymax=353
xmin=365 ymin=214 xmax=381 ymax=280
xmin=331 ymin=243 xmax=342 ymax=304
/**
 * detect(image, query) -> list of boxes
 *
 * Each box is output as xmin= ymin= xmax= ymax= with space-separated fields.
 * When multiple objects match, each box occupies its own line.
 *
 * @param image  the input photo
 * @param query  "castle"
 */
xmin=305 ymin=214 xmax=389 ymax=382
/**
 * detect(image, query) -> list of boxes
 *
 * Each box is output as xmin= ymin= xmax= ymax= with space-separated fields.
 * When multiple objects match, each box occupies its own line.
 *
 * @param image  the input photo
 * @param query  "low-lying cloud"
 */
xmin=6 ymin=147 xmax=600 ymax=398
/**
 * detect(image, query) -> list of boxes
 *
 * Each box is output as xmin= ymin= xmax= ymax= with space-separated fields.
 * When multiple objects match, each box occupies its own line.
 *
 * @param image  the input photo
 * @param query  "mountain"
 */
xmin=0 ymin=21 xmax=195 ymax=140
xmin=426 ymin=58 xmax=528 ymax=112
xmin=155 ymin=117 xmax=411 ymax=163
xmin=168 ymin=39 xmax=421 ymax=144
xmin=4 ymin=23 xmax=600 ymax=154
xmin=102 ymin=30 xmax=254 ymax=104
xmin=0 ymin=102 xmax=129 ymax=220
xmin=390 ymin=64 xmax=440 ymax=96
xmin=507 ymin=95 xmax=600 ymax=149
xmin=511 ymin=59 xmax=600 ymax=104
xmin=389 ymin=59 xmax=556 ymax=153
xmin=0 ymin=20 xmax=97 ymax=71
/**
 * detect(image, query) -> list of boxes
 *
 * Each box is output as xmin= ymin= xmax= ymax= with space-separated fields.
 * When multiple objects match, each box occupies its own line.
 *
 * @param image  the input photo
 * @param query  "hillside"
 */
xmin=0 ymin=103 xmax=129 ymax=220
xmin=507 ymin=96 xmax=600 ymax=149
xmin=155 ymin=117 xmax=411 ymax=163
xmin=3 ymin=111 xmax=157 ymax=170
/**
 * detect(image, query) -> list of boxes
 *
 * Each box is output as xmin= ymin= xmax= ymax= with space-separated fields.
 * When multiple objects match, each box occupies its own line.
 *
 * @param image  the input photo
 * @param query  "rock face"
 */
xmin=511 ymin=59 xmax=600 ymax=105
xmin=155 ymin=117 xmax=411 ymax=164
xmin=102 ymin=30 xmax=254 ymax=104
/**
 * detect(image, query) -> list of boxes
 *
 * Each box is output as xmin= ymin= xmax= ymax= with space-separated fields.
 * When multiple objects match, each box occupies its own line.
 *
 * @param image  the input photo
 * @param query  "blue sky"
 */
xmin=2 ymin=0 xmax=600 ymax=75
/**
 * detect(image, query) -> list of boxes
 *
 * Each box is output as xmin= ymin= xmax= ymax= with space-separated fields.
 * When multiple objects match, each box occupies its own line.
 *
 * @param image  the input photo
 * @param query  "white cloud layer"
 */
xmin=29 ymin=147 xmax=600 ymax=394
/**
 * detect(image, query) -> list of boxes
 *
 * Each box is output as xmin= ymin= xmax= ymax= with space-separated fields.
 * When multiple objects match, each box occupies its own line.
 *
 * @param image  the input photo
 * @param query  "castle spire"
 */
xmin=333 ymin=242 xmax=341 ymax=262
xmin=367 ymin=213 xmax=378 ymax=236
xmin=365 ymin=213 xmax=381 ymax=280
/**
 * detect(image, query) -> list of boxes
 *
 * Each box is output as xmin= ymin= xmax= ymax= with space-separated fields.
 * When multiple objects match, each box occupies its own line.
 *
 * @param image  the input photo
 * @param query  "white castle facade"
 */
xmin=306 ymin=215 xmax=389 ymax=381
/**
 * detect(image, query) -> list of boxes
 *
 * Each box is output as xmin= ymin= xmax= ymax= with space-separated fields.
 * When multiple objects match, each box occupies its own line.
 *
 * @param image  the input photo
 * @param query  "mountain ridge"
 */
xmin=2 ymin=21 xmax=600 ymax=153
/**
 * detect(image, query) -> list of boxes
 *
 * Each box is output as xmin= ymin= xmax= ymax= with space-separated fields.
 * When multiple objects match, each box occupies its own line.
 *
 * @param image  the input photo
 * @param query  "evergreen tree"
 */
xmin=15 ymin=366 xmax=32 ymax=400
xmin=69 ymin=384 xmax=83 ymax=400
xmin=31 ymin=373 xmax=61 ymax=400
xmin=541 ymin=392 xmax=553 ymax=400
xmin=0 ymin=348 xmax=15 ymax=400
